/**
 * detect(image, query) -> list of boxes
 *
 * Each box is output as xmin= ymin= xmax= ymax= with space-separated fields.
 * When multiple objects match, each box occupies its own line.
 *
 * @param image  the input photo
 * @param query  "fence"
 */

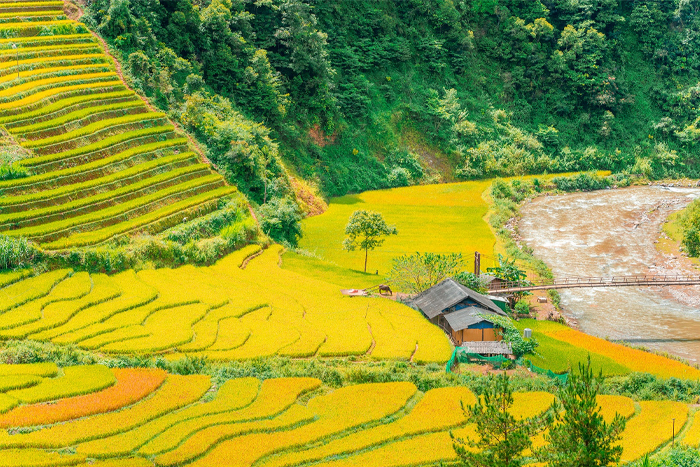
xmin=447 ymin=348 xmax=569 ymax=384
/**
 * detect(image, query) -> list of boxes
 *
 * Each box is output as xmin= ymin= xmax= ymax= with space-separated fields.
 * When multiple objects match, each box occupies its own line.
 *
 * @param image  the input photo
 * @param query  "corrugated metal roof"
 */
xmin=461 ymin=341 xmax=513 ymax=355
xmin=443 ymin=306 xmax=492 ymax=331
xmin=410 ymin=278 xmax=506 ymax=319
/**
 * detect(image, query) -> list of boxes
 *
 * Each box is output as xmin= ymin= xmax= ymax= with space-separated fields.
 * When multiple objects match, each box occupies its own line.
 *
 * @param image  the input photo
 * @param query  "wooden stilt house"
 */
xmin=408 ymin=278 xmax=509 ymax=345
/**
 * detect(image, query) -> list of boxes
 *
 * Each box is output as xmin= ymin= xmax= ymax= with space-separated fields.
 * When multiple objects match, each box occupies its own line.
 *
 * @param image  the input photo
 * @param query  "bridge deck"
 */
xmin=488 ymin=275 xmax=700 ymax=294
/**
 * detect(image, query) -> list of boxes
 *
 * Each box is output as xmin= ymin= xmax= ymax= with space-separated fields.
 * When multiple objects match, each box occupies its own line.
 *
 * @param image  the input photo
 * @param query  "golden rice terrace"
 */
xmin=0 ymin=0 xmax=235 ymax=250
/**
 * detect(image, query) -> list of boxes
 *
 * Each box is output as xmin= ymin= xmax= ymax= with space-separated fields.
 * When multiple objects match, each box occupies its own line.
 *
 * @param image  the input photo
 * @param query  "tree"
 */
xmin=453 ymin=373 xmax=549 ymax=467
xmin=537 ymin=356 xmax=626 ymax=467
xmin=342 ymin=210 xmax=397 ymax=273
xmin=386 ymin=252 xmax=465 ymax=293
xmin=486 ymin=254 xmax=532 ymax=303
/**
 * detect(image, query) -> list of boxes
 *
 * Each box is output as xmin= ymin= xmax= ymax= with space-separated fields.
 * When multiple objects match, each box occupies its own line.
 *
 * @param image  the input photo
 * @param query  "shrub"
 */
xmin=387 ymin=167 xmax=411 ymax=187
xmin=256 ymin=197 xmax=302 ymax=247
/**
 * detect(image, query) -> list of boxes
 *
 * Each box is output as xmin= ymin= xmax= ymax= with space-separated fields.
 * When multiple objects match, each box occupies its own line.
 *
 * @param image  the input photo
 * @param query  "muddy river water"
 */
xmin=519 ymin=186 xmax=700 ymax=363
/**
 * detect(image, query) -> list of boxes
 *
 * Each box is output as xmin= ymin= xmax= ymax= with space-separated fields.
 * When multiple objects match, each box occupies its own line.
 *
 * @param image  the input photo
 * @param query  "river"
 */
xmin=519 ymin=186 xmax=700 ymax=363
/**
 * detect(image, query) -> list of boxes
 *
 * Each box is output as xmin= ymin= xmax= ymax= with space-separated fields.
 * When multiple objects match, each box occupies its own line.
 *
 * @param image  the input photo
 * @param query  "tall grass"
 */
xmin=0 ymin=235 xmax=37 ymax=270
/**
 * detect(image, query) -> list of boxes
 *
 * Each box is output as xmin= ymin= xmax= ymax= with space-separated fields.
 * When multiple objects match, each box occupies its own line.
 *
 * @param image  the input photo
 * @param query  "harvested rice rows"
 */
xmin=0 ymin=246 xmax=452 ymax=362
xmin=0 ymin=363 xmax=683 ymax=466
xmin=0 ymin=1 xmax=234 ymax=249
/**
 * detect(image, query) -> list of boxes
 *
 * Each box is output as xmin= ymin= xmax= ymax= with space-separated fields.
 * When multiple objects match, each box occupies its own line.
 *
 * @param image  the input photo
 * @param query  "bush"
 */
xmin=552 ymin=173 xmax=611 ymax=192
xmin=453 ymin=271 xmax=487 ymax=293
xmin=256 ymin=197 xmax=303 ymax=247
xmin=386 ymin=167 xmax=411 ymax=187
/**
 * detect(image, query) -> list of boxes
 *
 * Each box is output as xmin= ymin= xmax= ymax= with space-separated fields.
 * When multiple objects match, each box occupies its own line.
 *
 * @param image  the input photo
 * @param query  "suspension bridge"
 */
xmin=488 ymin=274 xmax=700 ymax=294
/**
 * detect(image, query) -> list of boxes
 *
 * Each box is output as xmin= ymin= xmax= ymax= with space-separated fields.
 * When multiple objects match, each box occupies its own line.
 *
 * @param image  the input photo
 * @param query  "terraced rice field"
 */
xmin=515 ymin=319 xmax=700 ymax=380
xmin=0 ymin=0 xmax=235 ymax=249
xmin=0 ymin=362 xmax=688 ymax=466
xmin=0 ymin=245 xmax=451 ymax=362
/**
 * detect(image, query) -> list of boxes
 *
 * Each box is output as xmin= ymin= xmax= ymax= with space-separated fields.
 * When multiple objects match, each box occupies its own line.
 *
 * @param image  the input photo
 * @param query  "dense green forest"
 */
xmin=84 ymin=0 xmax=700 ymax=236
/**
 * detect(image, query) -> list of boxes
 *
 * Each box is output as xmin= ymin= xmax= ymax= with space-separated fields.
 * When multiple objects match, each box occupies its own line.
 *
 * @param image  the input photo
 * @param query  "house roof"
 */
xmin=480 ymin=274 xmax=501 ymax=284
xmin=443 ymin=306 xmax=497 ymax=331
xmin=460 ymin=341 xmax=513 ymax=355
xmin=410 ymin=278 xmax=506 ymax=319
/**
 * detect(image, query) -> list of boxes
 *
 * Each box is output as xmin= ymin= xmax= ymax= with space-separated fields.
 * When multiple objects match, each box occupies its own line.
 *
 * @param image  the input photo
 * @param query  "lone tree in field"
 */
xmin=342 ymin=210 xmax=397 ymax=272
xmin=453 ymin=373 xmax=550 ymax=467
xmin=536 ymin=356 xmax=626 ymax=467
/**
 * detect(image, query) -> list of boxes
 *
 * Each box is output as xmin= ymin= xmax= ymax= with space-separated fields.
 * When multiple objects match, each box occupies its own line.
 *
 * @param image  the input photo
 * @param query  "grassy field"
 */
xmin=294 ymin=180 xmax=495 ymax=279
xmin=0 ymin=0 xmax=234 ymax=250
xmin=0 ymin=245 xmax=451 ymax=363
xmin=0 ymin=362 xmax=690 ymax=466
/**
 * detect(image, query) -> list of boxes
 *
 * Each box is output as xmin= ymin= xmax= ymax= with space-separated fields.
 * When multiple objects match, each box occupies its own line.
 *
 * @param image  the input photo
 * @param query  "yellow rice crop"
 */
xmin=0 ymin=269 xmax=70 ymax=314
xmin=0 ymin=375 xmax=211 ymax=449
xmin=259 ymin=386 xmax=475 ymax=467
xmin=0 ymin=394 xmax=16 ymax=414
xmin=0 ymin=246 xmax=450 ymax=362
xmin=0 ymin=274 xmax=121 ymax=339
xmin=681 ymin=410 xmax=700 ymax=447
xmin=0 ymin=363 xmax=57 ymax=377
xmin=597 ymin=395 xmax=636 ymax=423
xmin=0 ymin=449 xmax=85 ymax=467
xmin=511 ymin=392 xmax=556 ymax=420
xmin=0 ymin=376 xmax=41 ymax=392
xmin=181 ymin=382 xmax=417 ymax=467
xmin=311 ymin=431 xmax=458 ymax=467
xmin=76 ymin=376 xmax=265 ymax=457
xmin=618 ymin=400 xmax=688 ymax=461
xmin=133 ymin=377 xmax=320 ymax=459
xmin=6 ymin=365 xmax=115 ymax=404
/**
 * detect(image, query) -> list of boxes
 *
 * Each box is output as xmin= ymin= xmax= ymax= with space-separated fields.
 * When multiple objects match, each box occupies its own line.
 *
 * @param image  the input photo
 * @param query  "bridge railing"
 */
xmin=488 ymin=274 xmax=700 ymax=292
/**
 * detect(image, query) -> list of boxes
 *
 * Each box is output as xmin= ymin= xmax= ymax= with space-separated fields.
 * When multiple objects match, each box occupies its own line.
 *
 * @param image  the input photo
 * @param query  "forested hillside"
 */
xmin=83 ymin=0 xmax=700 ymax=241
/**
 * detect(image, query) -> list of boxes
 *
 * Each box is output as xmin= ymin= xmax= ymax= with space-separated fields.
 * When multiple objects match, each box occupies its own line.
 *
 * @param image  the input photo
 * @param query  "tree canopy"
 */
xmin=342 ymin=210 xmax=397 ymax=272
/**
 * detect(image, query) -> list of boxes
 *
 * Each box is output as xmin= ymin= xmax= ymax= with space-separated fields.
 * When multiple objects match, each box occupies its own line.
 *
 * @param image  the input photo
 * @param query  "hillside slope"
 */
xmin=80 ymin=0 xmax=700 ymax=218
xmin=0 ymin=0 xmax=236 ymax=251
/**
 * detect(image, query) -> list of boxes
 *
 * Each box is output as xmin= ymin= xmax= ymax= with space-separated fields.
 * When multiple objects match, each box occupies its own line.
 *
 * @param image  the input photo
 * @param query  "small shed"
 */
xmin=481 ymin=274 xmax=506 ymax=291
xmin=409 ymin=278 xmax=509 ymax=345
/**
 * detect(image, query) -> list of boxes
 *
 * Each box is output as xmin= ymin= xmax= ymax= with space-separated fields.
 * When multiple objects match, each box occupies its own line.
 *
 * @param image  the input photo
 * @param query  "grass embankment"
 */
xmin=0 ymin=361 xmax=692 ymax=465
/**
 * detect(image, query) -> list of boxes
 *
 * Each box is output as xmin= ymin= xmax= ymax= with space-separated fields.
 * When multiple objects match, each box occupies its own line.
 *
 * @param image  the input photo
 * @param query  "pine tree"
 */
xmin=453 ymin=373 xmax=548 ymax=467
xmin=537 ymin=356 xmax=626 ymax=467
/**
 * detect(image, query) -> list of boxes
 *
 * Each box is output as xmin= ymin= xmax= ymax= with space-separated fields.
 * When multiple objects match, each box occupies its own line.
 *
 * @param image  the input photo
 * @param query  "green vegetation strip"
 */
xmin=0 ymin=164 xmax=210 ymax=225
xmin=0 ymin=153 xmax=196 ymax=207
xmin=0 ymin=139 xmax=188 ymax=190
xmin=46 ymin=186 xmax=237 ymax=249
xmin=23 ymin=112 xmax=166 ymax=148
xmin=0 ymin=90 xmax=134 ymax=125
xmin=20 ymin=126 xmax=175 ymax=167
xmin=12 ymin=100 xmax=145 ymax=134
xmin=6 ymin=175 xmax=224 ymax=238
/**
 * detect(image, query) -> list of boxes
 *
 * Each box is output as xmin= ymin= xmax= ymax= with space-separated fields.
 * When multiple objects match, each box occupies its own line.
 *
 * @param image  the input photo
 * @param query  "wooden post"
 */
xmin=474 ymin=251 xmax=481 ymax=276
